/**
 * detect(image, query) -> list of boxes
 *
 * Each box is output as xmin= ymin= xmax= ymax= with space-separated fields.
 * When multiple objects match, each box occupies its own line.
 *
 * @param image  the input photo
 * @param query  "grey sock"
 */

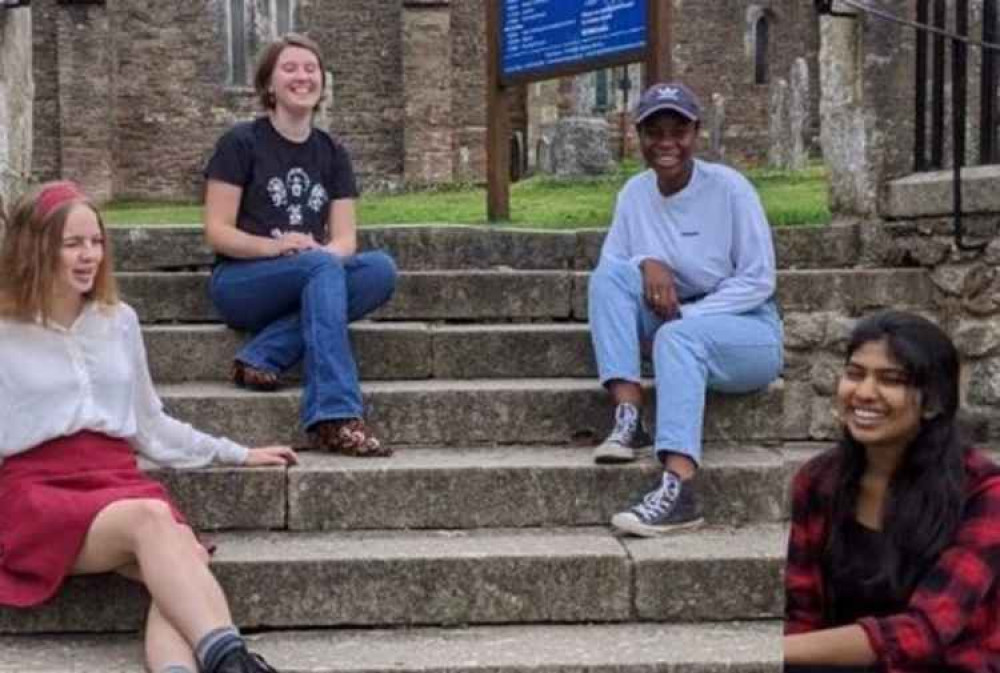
xmin=195 ymin=626 xmax=243 ymax=673
xmin=160 ymin=666 xmax=195 ymax=673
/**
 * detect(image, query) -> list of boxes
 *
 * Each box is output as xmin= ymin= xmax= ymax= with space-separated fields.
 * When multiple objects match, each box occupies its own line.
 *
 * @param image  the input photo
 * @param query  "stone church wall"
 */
xmin=30 ymin=0 xmax=819 ymax=201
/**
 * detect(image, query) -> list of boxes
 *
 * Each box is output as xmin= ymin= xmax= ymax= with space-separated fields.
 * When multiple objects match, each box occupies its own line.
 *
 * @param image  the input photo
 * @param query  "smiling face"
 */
xmin=55 ymin=204 xmax=105 ymax=301
xmin=638 ymin=110 xmax=698 ymax=193
xmin=270 ymin=45 xmax=323 ymax=114
xmin=836 ymin=338 xmax=924 ymax=456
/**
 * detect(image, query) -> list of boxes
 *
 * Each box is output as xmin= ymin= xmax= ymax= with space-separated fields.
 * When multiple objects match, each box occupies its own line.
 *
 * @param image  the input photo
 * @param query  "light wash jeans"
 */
xmin=588 ymin=257 xmax=783 ymax=465
xmin=210 ymin=250 xmax=397 ymax=430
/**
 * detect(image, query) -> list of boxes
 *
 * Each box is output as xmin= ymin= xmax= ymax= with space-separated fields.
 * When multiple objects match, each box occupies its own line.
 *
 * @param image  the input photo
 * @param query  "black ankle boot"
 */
xmin=212 ymin=646 xmax=280 ymax=673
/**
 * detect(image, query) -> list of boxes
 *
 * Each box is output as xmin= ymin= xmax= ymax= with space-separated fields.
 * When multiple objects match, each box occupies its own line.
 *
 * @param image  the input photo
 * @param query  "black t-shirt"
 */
xmin=827 ymin=519 xmax=910 ymax=625
xmin=204 ymin=117 xmax=358 ymax=245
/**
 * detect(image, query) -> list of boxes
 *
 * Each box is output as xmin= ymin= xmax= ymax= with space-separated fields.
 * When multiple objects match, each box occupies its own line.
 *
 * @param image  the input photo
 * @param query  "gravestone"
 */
xmin=768 ymin=58 xmax=810 ymax=171
xmin=788 ymin=57 xmax=810 ymax=171
xmin=550 ymin=117 xmax=614 ymax=177
xmin=708 ymin=92 xmax=726 ymax=162
xmin=767 ymin=78 xmax=790 ymax=168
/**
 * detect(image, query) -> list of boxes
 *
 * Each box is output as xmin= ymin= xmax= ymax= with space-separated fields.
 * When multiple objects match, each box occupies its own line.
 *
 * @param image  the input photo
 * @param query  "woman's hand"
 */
xmin=243 ymin=445 xmax=299 ymax=467
xmin=272 ymin=232 xmax=319 ymax=256
xmin=640 ymin=258 xmax=680 ymax=319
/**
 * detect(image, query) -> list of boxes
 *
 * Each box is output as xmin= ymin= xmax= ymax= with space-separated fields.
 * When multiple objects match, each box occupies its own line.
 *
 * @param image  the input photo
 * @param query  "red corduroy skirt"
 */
xmin=0 ymin=431 xmax=188 ymax=608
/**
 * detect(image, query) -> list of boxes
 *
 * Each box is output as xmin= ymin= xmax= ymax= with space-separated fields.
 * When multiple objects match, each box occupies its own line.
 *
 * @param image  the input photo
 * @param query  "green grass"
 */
xmin=103 ymin=162 xmax=830 ymax=229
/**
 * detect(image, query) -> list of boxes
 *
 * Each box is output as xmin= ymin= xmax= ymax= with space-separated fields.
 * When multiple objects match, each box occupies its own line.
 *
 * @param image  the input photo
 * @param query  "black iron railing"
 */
xmin=914 ymin=0 xmax=999 ymax=171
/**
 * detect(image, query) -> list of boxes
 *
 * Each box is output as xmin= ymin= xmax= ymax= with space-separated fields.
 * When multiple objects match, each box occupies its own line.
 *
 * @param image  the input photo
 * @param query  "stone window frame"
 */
xmin=746 ymin=6 xmax=774 ymax=86
xmin=225 ymin=0 xmax=297 ymax=87
xmin=594 ymin=69 xmax=610 ymax=113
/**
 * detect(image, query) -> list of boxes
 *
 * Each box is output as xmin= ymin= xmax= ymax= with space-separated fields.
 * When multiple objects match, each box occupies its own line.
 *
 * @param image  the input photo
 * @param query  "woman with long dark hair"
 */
xmin=784 ymin=310 xmax=1000 ymax=672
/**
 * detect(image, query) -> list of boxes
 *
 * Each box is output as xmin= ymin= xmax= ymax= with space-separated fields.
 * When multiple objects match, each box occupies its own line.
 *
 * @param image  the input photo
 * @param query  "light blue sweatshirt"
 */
xmin=599 ymin=159 xmax=777 ymax=319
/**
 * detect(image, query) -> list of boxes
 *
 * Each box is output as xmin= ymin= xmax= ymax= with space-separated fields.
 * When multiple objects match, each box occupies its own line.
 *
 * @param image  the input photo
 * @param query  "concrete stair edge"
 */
xmin=0 ymin=621 xmax=783 ymax=672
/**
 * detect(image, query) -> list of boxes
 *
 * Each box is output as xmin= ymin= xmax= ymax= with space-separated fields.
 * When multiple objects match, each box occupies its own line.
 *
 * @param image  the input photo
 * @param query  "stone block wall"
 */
xmin=402 ymin=1 xmax=452 ymax=185
xmin=299 ymin=0 xmax=405 ymax=191
xmin=449 ymin=0 xmax=488 ymax=182
xmin=30 ymin=0 xmax=818 ymax=199
xmin=672 ymin=0 xmax=819 ymax=166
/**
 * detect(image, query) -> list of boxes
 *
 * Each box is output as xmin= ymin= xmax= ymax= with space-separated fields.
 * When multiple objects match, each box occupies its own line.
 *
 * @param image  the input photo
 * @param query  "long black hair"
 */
xmin=824 ymin=310 xmax=967 ymax=613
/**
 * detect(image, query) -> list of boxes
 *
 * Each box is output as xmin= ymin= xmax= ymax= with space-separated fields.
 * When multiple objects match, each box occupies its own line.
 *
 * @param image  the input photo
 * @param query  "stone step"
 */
xmin=110 ymin=222 xmax=858 ymax=272
xmin=0 ymin=621 xmax=782 ymax=672
xmin=119 ymin=268 xmax=934 ymax=323
xmin=144 ymin=322 xmax=595 ymax=382
xmin=148 ymin=444 xmax=819 ymax=531
xmin=0 ymin=524 xmax=785 ymax=634
xmin=157 ymin=378 xmax=784 ymax=447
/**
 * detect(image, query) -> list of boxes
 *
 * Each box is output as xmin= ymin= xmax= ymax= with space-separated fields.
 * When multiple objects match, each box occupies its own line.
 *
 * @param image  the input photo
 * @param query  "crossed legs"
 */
xmin=70 ymin=499 xmax=232 ymax=672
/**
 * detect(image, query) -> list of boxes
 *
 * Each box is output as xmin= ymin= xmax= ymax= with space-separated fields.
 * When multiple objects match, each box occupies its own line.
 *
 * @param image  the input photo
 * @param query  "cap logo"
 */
xmin=655 ymin=86 xmax=681 ymax=101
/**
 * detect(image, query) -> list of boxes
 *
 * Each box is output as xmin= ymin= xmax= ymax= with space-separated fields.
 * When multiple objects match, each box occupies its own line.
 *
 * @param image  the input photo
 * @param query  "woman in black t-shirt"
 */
xmin=204 ymin=33 xmax=395 ymax=457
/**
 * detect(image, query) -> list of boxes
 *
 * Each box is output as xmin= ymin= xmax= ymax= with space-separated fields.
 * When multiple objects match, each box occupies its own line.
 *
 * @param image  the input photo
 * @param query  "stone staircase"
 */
xmin=0 ymin=224 xmax=935 ymax=672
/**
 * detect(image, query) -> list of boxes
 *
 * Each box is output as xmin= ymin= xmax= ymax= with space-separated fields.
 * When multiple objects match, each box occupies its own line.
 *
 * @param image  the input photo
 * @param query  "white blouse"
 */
xmin=0 ymin=301 xmax=248 ymax=467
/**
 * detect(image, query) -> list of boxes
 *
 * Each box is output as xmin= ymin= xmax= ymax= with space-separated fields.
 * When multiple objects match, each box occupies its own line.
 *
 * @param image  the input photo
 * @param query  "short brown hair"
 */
xmin=0 ymin=182 xmax=118 ymax=324
xmin=253 ymin=32 xmax=326 ymax=111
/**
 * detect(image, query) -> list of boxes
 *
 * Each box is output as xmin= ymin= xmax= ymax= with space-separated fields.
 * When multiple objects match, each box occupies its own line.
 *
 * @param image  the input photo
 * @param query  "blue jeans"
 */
xmin=210 ymin=250 xmax=397 ymax=429
xmin=588 ymin=257 xmax=783 ymax=465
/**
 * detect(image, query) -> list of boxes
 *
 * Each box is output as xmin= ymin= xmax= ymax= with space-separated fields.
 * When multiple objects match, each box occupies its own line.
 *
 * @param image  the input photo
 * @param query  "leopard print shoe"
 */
xmin=308 ymin=418 xmax=392 ymax=457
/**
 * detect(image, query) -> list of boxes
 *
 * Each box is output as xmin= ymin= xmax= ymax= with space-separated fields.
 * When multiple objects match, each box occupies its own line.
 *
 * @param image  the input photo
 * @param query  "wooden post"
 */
xmin=645 ymin=0 xmax=673 ymax=87
xmin=486 ymin=0 xmax=511 ymax=222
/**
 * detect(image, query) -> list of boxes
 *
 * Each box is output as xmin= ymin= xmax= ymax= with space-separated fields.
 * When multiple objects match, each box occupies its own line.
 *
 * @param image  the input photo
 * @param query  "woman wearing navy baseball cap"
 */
xmin=588 ymin=81 xmax=783 ymax=536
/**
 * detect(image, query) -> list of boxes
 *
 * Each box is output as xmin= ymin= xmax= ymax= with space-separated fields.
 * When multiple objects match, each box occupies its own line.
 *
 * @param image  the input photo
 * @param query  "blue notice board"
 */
xmin=501 ymin=0 xmax=647 ymax=80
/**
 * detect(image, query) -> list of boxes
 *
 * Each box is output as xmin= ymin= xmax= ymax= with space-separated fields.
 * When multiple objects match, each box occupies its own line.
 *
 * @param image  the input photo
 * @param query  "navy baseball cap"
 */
xmin=634 ymin=82 xmax=702 ymax=125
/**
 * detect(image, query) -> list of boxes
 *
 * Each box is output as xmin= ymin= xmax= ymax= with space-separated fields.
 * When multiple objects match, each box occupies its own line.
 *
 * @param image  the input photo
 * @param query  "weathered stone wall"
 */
xmin=673 ymin=0 xmax=820 ymax=166
xmin=30 ymin=2 xmax=58 ymax=184
xmin=299 ymin=0 xmax=405 ymax=191
xmin=31 ymin=0 xmax=818 ymax=198
xmin=0 ymin=6 xmax=33 ymax=212
xmin=402 ymin=1 xmax=452 ymax=185
xmin=449 ymin=0 xmax=488 ymax=182
xmin=31 ymin=0 xmax=404 ymax=200
xmin=55 ymin=3 xmax=114 ymax=202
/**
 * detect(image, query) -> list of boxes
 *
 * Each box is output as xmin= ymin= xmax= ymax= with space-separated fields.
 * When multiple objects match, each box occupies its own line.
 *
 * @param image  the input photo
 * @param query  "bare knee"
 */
xmin=122 ymin=499 xmax=181 ymax=543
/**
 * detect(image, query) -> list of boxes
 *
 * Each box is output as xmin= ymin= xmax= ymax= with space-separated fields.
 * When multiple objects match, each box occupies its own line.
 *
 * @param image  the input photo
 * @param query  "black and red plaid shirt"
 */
xmin=785 ymin=447 xmax=1000 ymax=672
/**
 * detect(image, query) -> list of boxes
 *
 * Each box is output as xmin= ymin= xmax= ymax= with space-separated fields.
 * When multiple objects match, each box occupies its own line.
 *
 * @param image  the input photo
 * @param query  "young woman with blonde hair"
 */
xmin=0 ymin=181 xmax=296 ymax=673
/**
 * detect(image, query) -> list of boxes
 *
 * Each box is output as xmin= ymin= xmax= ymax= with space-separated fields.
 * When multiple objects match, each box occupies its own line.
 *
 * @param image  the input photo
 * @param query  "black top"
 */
xmin=204 ymin=117 xmax=358 ymax=246
xmin=827 ymin=519 xmax=909 ymax=625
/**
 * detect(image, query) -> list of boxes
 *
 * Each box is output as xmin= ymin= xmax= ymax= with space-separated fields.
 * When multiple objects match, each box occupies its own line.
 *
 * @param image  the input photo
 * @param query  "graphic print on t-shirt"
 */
xmin=265 ymin=167 xmax=330 ymax=230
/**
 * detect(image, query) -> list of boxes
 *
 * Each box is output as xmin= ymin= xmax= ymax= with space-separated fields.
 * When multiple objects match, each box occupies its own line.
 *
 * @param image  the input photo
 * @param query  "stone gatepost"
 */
xmin=0 ymin=6 xmax=33 ymax=217
xmin=819 ymin=1 xmax=913 ymax=216
xmin=402 ymin=1 xmax=454 ymax=185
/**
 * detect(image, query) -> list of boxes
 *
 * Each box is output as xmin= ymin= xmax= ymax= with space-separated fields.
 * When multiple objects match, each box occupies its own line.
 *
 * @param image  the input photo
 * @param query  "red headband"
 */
xmin=34 ymin=181 xmax=87 ymax=221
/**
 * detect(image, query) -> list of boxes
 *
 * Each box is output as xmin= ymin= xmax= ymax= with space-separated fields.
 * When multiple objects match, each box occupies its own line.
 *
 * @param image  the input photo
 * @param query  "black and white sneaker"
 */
xmin=610 ymin=471 xmax=703 ymax=537
xmin=214 ymin=646 xmax=281 ymax=673
xmin=592 ymin=403 xmax=652 ymax=464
